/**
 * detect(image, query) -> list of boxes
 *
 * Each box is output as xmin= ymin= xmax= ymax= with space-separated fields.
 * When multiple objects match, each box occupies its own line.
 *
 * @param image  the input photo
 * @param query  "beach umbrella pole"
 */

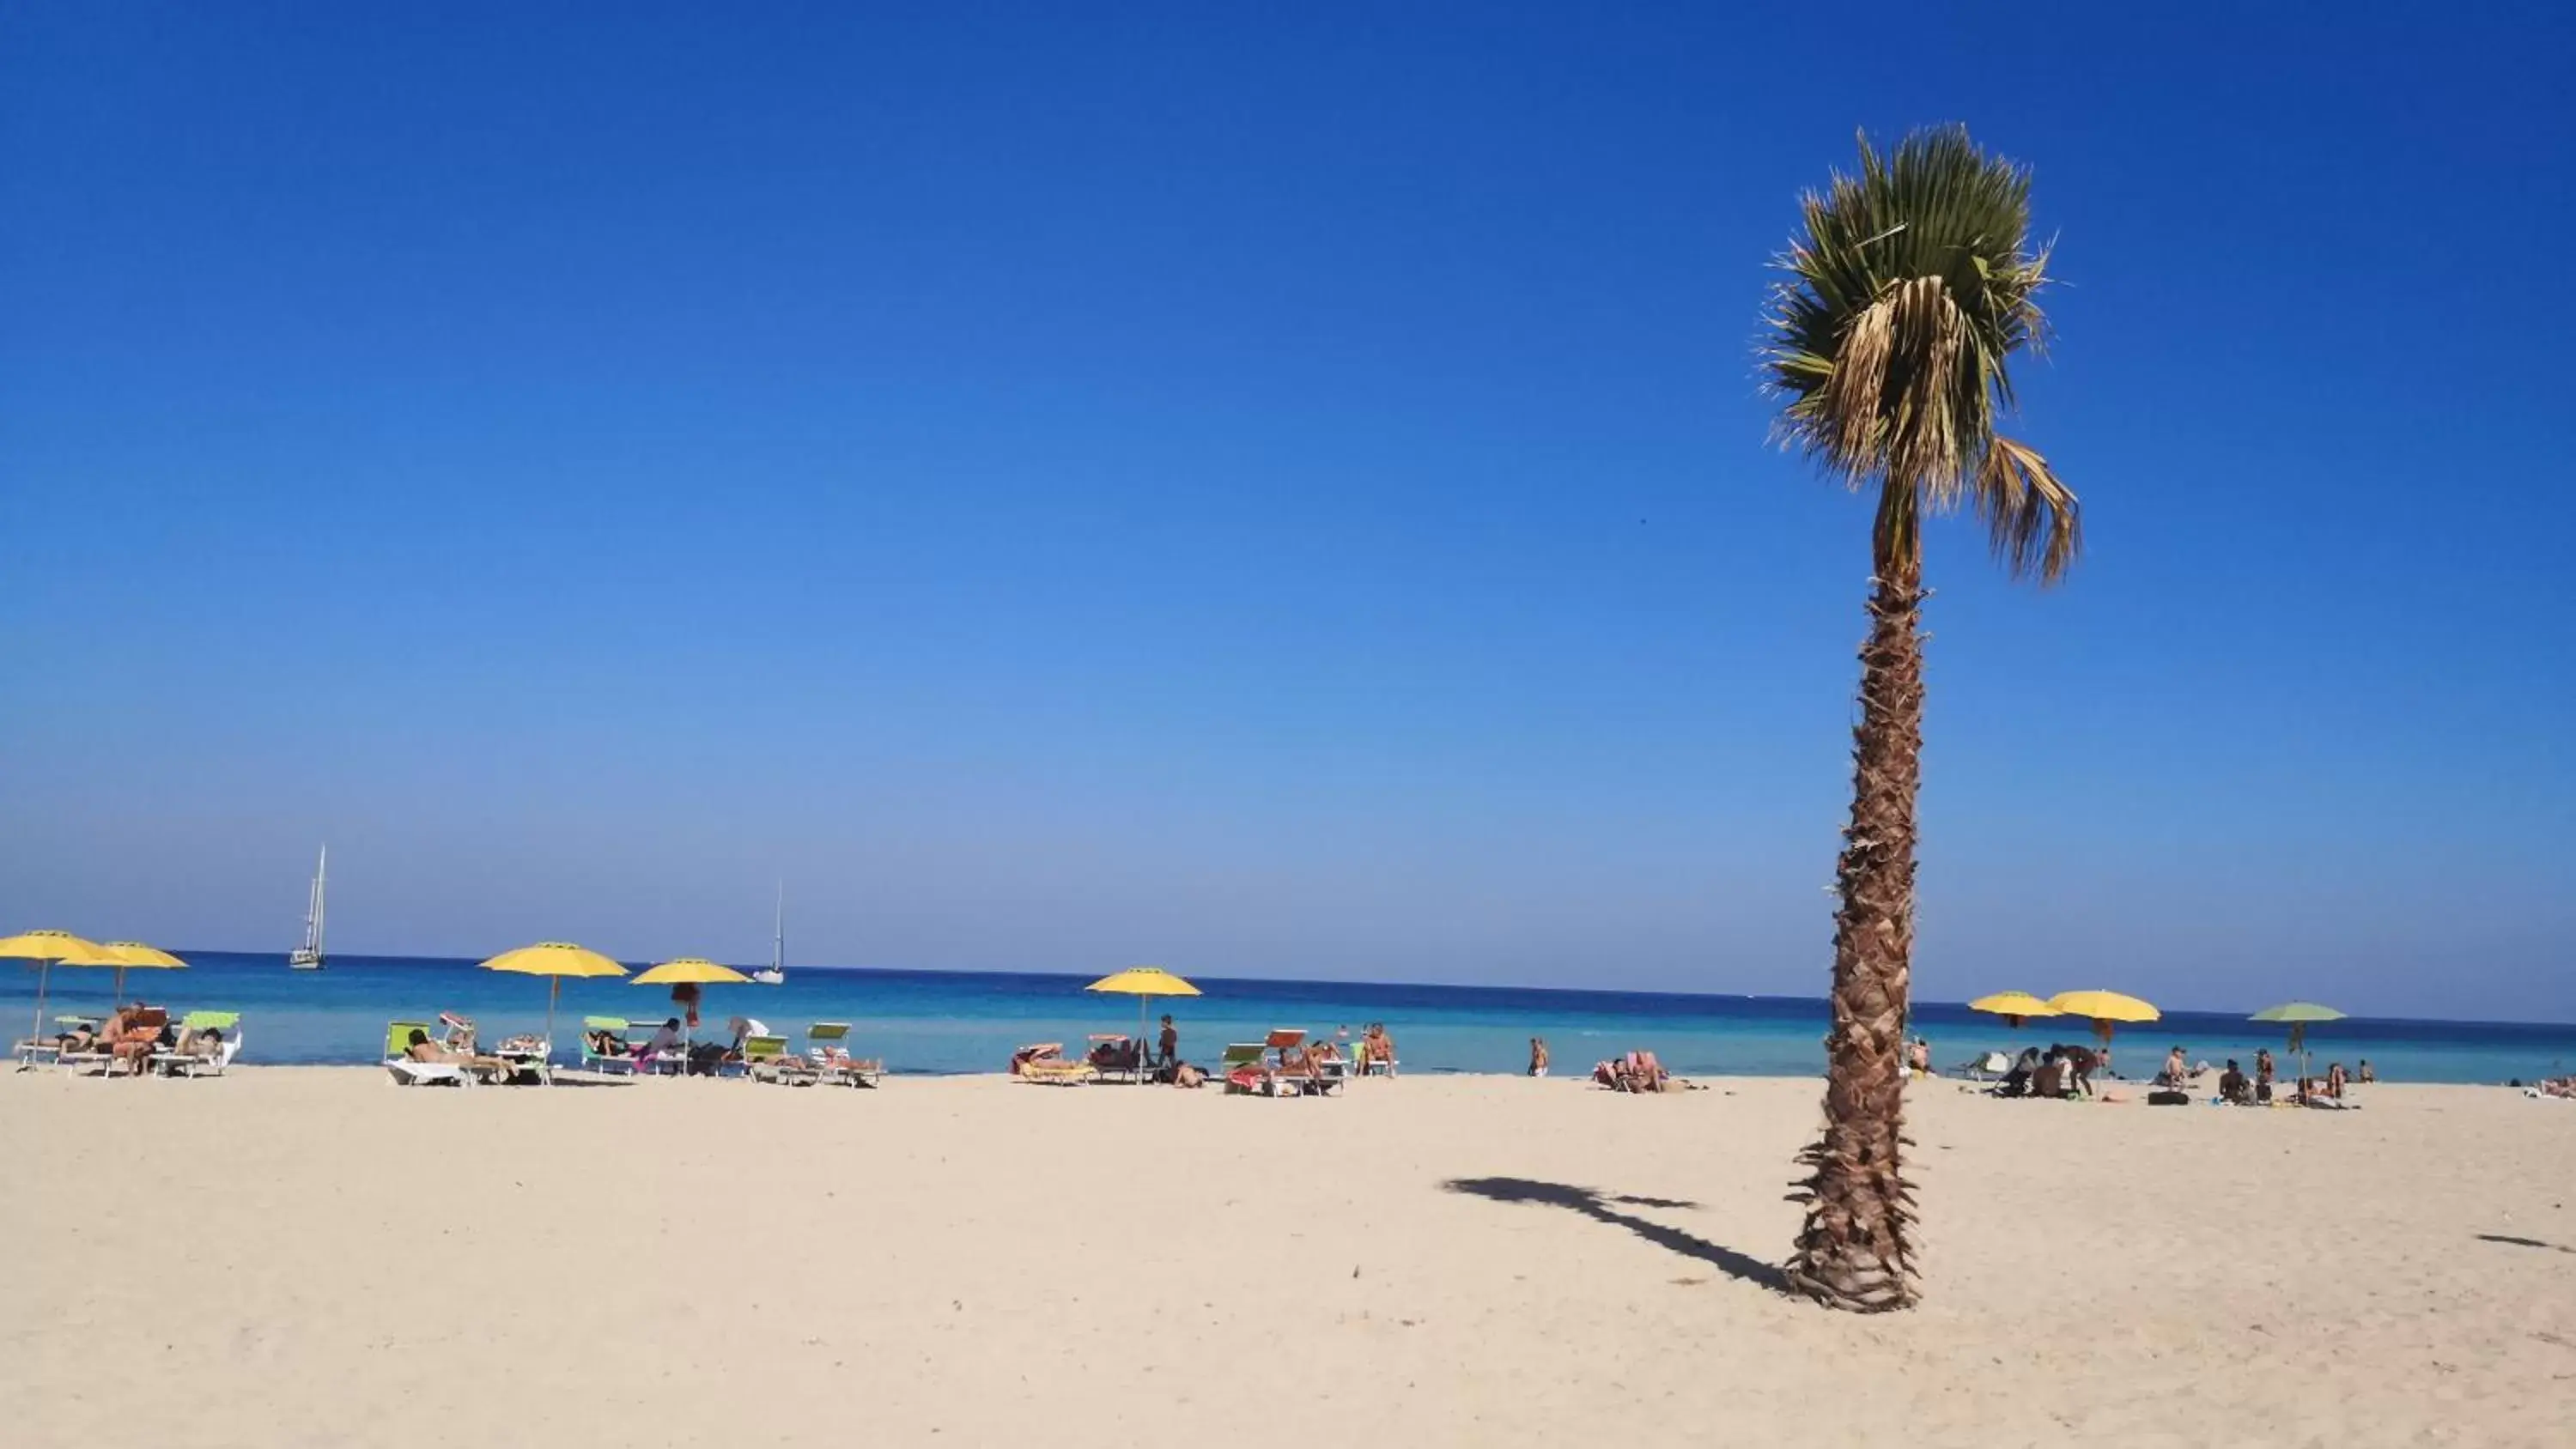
xmin=22 ymin=961 xmax=49 ymax=1070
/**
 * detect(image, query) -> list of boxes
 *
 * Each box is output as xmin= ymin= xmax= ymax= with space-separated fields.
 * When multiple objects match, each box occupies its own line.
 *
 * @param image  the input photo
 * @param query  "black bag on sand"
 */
xmin=2148 ymin=1089 xmax=2190 ymax=1106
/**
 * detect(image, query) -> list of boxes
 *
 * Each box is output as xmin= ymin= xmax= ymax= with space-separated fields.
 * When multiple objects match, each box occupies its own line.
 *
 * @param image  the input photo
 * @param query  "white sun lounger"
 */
xmin=151 ymin=1011 xmax=243 ymax=1078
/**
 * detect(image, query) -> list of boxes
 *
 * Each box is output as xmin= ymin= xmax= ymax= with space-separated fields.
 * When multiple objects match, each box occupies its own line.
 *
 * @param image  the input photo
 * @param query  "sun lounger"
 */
xmin=384 ymin=1020 xmax=469 ymax=1086
xmin=741 ymin=1034 xmax=817 ymax=1084
xmin=1005 ymin=1041 xmax=1094 ymax=1085
xmin=15 ymin=1014 xmax=100 ymax=1070
xmin=578 ymin=1016 xmax=639 ymax=1076
xmin=489 ymin=1036 xmax=552 ymax=1085
xmin=806 ymin=1022 xmax=884 ymax=1087
xmin=70 ymin=1007 xmax=170 ymax=1076
xmin=1220 ymin=1042 xmax=1292 ymax=1096
xmin=150 ymin=1011 xmax=242 ymax=1077
xmin=1086 ymin=1034 xmax=1143 ymax=1083
xmin=1954 ymin=1051 xmax=2012 ymax=1082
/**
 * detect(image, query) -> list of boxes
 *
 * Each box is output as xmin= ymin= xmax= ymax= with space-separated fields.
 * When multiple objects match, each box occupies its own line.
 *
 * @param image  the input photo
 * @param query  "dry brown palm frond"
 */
xmin=1972 ymin=435 xmax=2081 ymax=584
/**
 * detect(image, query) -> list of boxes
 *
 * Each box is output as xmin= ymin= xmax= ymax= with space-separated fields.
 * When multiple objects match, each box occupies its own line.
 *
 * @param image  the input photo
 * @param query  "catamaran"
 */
xmin=289 ymin=846 xmax=327 ymax=971
xmin=751 ymin=884 xmax=785 ymax=985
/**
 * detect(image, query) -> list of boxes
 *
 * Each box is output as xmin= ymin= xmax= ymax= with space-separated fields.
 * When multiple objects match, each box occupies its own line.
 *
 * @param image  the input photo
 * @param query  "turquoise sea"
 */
xmin=10 ymin=950 xmax=2573 ymax=1083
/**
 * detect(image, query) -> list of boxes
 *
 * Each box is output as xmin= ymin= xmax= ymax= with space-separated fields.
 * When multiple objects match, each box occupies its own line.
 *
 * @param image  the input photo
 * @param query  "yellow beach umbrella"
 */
xmin=1967 ymin=991 xmax=2061 ymax=1029
xmin=632 ymin=957 xmax=752 ymax=985
xmin=480 ymin=942 xmax=629 ymax=1067
xmin=632 ymin=957 xmax=751 ymax=1042
xmin=73 ymin=941 xmax=190 ymax=1003
xmin=2047 ymin=989 xmax=2160 ymax=1050
xmin=1084 ymin=966 xmax=1201 ymax=1085
xmin=3 ymin=931 xmax=107 ymax=1065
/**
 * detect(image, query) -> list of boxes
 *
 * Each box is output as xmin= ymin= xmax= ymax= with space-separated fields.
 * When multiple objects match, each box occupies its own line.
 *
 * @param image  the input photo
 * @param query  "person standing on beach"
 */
xmin=1528 ymin=1037 xmax=1549 ymax=1076
xmin=1156 ymin=1014 xmax=1179 ymax=1070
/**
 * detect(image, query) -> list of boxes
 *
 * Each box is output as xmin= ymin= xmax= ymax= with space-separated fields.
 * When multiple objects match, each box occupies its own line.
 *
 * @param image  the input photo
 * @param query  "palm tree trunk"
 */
xmin=1784 ymin=501 xmax=1924 ymax=1313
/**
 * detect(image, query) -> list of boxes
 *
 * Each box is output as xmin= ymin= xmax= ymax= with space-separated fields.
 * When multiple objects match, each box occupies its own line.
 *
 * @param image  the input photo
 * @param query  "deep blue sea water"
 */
xmin=11 ymin=950 xmax=2573 ymax=1083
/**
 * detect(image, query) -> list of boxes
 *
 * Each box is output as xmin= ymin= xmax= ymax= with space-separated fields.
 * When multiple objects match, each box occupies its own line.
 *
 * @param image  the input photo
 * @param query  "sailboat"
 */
xmin=750 ymin=884 xmax=785 ymax=985
xmin=288 ymin=846 xmax=327 ymax=971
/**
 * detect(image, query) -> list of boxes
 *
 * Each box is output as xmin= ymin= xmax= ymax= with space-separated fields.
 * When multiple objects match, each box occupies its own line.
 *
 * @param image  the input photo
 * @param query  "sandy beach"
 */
xmin=5 ymin=1069 xmax=2571 ymax=1446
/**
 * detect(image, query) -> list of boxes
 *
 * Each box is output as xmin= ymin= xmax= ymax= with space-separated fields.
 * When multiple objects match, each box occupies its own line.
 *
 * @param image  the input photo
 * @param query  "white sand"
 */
xmin=5 ymin=1069 xmax=2573 ymax=1446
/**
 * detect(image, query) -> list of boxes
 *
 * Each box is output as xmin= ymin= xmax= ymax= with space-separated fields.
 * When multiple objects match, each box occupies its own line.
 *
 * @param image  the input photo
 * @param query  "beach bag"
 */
xmin=2148 ymin=1089 xmax=2190 ymax=1106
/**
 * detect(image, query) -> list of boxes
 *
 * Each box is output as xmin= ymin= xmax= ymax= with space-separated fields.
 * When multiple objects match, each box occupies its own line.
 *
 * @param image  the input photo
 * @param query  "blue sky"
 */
xmin=4 ymin=2 xmax=2570 ymax=1018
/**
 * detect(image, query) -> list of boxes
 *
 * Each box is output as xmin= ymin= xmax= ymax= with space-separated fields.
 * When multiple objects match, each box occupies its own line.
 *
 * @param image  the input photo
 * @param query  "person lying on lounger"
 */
xmin=172 ymin=1023 xmax=225 ymax=1064
xmin=404 ymin=1028 xmax=507 ymax=1082
xmin=43 ymin=1021 xmax=104 ymax=1056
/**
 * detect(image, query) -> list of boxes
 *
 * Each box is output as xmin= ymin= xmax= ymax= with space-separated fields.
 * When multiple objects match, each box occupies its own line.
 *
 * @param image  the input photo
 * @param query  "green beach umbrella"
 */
xmin=2250 ymin=1002 xmax=2346 ymax=1081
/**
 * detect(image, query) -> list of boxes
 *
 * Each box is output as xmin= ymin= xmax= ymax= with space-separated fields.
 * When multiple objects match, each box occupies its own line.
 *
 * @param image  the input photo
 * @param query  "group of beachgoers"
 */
xmin=1977 ymin=1038 xmax=2374 ymax=1106
xmin=392 ymin=1014 xmax=556 ymax=1082
xmin=391 ymin=1011 xmax=880 ymax=1084
xmin=1009 ymin=1018 xmax=1399 ymax=1092
xmin=15 ymin=1001 xmax=228 ymax=1076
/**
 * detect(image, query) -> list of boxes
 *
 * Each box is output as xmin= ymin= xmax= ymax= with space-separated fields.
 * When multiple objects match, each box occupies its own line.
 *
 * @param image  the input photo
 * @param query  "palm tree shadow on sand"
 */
xmin=1443 ymin=1177 xmax=1786 ymax=1293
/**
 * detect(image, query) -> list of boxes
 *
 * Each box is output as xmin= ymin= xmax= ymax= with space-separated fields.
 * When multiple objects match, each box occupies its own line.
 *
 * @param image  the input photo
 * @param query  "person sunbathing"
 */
xmin=171 ymin=1023 xmax=226 ymax=1065
xmin=1277 ymin=1044 xmax=1323 ymax=1086
xmin=38 ymin=1021 xmax=103 ymax=1056
xmin=404 ymin=1028 xmax=507 ymax=1082
xmin=1591 ymin=1050 xmax=1669 ymax=1093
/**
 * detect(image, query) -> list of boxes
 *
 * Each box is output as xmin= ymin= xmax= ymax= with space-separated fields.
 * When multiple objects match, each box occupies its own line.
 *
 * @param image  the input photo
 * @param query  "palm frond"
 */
xmin=1761 ymin=125 xmax=2075 ymax=582
xmin=1971 ymin=436 xmax=2081 ymax=584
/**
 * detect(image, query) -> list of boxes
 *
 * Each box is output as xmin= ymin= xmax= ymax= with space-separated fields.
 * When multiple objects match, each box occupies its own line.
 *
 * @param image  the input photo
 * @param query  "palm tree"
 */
xmin=1761 ymin=126 xmax=2079 ymax=1312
